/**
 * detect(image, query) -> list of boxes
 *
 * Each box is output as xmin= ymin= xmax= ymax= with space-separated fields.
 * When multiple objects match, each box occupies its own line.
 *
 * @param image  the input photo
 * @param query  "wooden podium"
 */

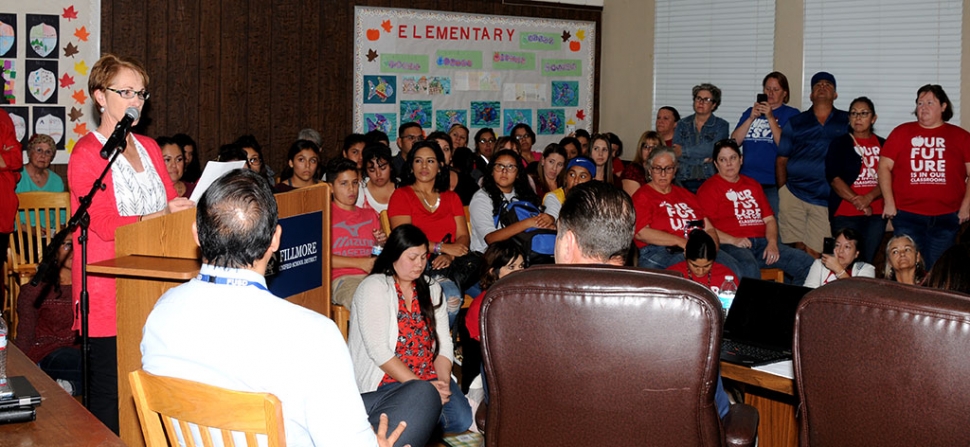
xmin=88 ymin=183 xmax=332 ymax=447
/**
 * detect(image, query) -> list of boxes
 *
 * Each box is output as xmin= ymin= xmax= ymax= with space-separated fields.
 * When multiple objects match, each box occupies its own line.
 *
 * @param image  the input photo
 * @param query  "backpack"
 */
xmin=495 ymin=199 xmax=556 ymax=266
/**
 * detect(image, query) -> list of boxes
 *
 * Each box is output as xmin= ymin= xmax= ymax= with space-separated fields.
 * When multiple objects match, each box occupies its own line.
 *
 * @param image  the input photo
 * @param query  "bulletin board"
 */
xmin=0 ymin=0 xmax=99 ymax=163
xmin=353 ymin=6 xmax=595 ymax=149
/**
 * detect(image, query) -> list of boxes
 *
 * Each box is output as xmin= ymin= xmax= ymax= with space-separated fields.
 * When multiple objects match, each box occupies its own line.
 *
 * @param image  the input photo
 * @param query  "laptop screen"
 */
xmin=722 ymin=278 xmax=812 ymax=351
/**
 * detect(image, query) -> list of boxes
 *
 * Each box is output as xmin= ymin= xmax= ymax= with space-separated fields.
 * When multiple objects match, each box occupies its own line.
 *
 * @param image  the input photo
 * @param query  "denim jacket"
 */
xmin=673 ymin=114 xmax=729 ymax=182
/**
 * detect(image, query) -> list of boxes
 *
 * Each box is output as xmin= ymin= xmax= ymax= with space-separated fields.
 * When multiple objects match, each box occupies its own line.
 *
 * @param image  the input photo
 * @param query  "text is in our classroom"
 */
xmin=398 ymin=25 xmax=515 ymax=42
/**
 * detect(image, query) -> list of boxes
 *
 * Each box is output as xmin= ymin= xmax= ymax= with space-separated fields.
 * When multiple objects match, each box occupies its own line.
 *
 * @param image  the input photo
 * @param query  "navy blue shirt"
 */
xmin=777 ymin=107 xmax=849 ymax=206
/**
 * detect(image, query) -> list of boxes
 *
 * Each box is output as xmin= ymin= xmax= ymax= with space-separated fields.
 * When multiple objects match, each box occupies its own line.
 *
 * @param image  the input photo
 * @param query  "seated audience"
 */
xmin=16 ymin=134 xmax=67 ymax=227
xmin=589 ymin=133 xmax=616 ymax=186
xmin=655 ymin=106 xmax=680 ymax=147
xmin=297 ymin=127 xmax=323 ymax=148
xmin=142 ymin=169 xmax=437 ymax=446
xmin=157 ymin=136 xmax=194 ymax=198
xmin=805 ymin=228 xmax=876 ymax=288
xmin=349 ymin=224 xmax=473 ymax=435
xmin=924 ymin=244 xmax=970 ymax=293
xmin=357 ymin=144 xmax=396 ymax=213
xmin=574 ymin=129 xmax=591 ymax=156
xmin=527 ymin=143 xmax=567 ymax=199
xmin=428 ymin=131 xmax=478 ymax=205
xmin=622 ymin=131 xmax=661 ymax=196
xmin=469 ymin=149 xmax=554 ymax=255
xmin=510 ymin=123 xmax=539 ymax=162
xmin=884 ymin=234 xmax=927 ymax=285
xmin=343 ymin=133 xmax=368 ymax=170
xmin=235 ymin=134 xmax=275 ymax=185
xmin=392 ymin=122 xmax=423 ymax=176
xmin=472 ymin=128 xmax=497 ymax=169
xmin=217 ymin=142 xmax=248 ymax=163
xmin=698 ymin=138 xmax=813 ymax=283
xmin=274 ymin=139 xmax=321 ymax=192
xmin=632 ymin=146 xmax=746 ymax=277
xmin=14 ymin=238 xmax=81 ymax=395
xmin=606 ymin=131 xmax=625 ymax=181
xmin=448 ymin=123 xmax=469 ymax=150
xmin=173 ymin=133 xmax=201 ymax=183
xmin=668 ymin=229 xmax=738 ymax=293
xmin=387 ymin=140 xmax=468 ymax=324
xmin=329 ymin=158 xmax=385 ymax=308
xmin=824 ymin=96 xmax=885 ymax=263
xmin=543 ymin=157 xmax=594 ymax=220
xmin=365 ymin=129 xmax=391 ymax=148
xmin=559 ymin=136 xmax=581 ymax=160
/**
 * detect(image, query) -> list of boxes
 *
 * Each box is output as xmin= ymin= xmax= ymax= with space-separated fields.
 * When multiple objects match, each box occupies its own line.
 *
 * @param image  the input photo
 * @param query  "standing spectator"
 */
xmin=777 ymin=72 xmax=849 ymax=257
xmin=655 ymin=106 xmax=680 ymax=147
xmin=673 ymin=84 xmax=729 ymax=193
xmin=879 ymin=84 xmax=970 ymax=269
xmin=0 ymin=109 xmax=23 ymax=319
xmin=732 ymin=72 xmax=799 ymax=213
xmin=825 ymin=97 xmax=886 ymax=263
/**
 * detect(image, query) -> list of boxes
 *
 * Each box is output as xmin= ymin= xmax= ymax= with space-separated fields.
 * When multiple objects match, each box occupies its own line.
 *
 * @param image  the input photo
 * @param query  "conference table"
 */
xmin=0 ymin=343 xmax=125 ymax=446
xmin=721 ymin=360 xmax=797 ymax=447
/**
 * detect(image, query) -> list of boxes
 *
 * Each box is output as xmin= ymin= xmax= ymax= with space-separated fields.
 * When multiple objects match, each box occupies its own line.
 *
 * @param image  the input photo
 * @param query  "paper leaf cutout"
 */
xmin=576 ymin=29 xmax=586 ymax=41
xmin=74 ymin=26 xmax=90 ymax=42
xmin=71 ymin=89 xmax=87 ymax=104
xmin=381 ymin=20 xmax=392 ymax=33
xmin=576 ymin=110 xmax=586 ymax=120
xmin=566 ymin=118 xmax=576 ymax=126
xmin=59 ymin=72 xmax=74 ymax=88
xmin=64 ymin=42 xmax=79 ymax=57
xmin=74 ymin=60 xmax=89 ymax=75
xmin=29 ymin=23 xmax=58 ymax=57
xmin=63 ymin=6 xmax=79 ymax=20
xmin=69 ymin=106 xmax=83 ymax=122
xmin=28 ymin=67 xmax=56 ymax=102
xmin=67 ymin=138 xmax=76 ymax=151
xmin=72 ymin=122 xmax=88 ymax=136
xmin=366 ymin=49 xmax=378 ymax=62
xmin=561 ymin=30 xmax=571 ymax=42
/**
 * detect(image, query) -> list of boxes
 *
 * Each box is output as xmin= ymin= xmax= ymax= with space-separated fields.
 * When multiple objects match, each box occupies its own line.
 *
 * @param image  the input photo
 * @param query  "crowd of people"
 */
xmin=3 ymin=52 xmax=970 ymax=445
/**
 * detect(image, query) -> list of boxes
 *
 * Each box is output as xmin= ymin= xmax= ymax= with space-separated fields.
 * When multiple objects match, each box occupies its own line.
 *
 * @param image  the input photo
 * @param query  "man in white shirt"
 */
xmin=141 ymin=169 xmax=440 ymax=446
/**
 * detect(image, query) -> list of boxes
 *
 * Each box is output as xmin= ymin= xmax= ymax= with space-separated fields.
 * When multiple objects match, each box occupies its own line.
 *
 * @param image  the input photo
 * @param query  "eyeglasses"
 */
xmin=401 ymin=135 xmax=422 ymax=142
xmin=105 ymin=87 xmax=150 ymax=101
xmin=31 ymin=147 xmax=55 ymax=157
xmin=479 ymin=138 xmax=496 ymax=144
xmin=849 ymin=111 xmax=872 ymax=118
xmin=640 ymin=144 xmax=657 ymax=150
xmin=694 ymin=96 xmax=714 ymax=104
xmin=495 ymin=163 xmax=519 ymax=173
xmin=248 ymin=157 xmax=262 ymax=165
xmin=514 ymin=135 xmax=527 ymax=141
xmin=650 ymin=165 xmax=676 ymax=174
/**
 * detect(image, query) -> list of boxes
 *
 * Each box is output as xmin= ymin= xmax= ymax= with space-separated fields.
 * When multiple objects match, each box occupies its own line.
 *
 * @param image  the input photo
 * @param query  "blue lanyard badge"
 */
xmin=196 ymin=274 xmax=269 ymax=291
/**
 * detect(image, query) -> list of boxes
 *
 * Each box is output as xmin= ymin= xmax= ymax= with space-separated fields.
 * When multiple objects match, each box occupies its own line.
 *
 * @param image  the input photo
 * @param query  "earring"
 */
xmin=99 ymin=106 xmax=105 ymax=113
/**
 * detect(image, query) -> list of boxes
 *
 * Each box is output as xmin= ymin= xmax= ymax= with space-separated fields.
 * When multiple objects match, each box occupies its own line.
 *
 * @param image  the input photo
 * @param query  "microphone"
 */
xmin=100 ymin=107 xmax=140 ymax=159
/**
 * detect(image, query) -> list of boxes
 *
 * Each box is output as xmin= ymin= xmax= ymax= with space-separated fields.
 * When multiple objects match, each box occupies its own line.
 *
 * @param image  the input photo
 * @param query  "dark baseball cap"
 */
xmin=811 ymin=72 xmax=836 ymax=90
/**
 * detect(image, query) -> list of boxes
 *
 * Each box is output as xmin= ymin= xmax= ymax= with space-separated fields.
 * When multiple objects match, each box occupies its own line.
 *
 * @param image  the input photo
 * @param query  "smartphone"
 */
xmin=756 ymin=93 xmax=768 ymax=103
xmin=822 ymin=237 xmax=835 ymax=255
xmin=565 ymin=124 xmax=576 ymax=135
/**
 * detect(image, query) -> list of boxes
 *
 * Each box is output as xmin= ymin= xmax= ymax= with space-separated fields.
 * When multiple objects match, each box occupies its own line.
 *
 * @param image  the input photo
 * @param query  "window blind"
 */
xmin=653 ymin=0 xmax=776 ymax=128
xmin=803 ymin=0 xmax=962 ymax=130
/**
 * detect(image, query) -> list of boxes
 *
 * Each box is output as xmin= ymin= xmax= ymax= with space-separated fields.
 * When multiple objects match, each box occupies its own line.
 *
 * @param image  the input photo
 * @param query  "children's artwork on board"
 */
xmin=0 ymin=14 xmax=17 ymax=58
xmin=26 ymin=14 xmax=59 ymax=59
xmin=364 ymin=75 xmax=396 ymax=104
xmin=400 ymin=100 xmax=433 ymax=128
xmin=537 ymin=108 xmax=566 ymax=135
xmin=435 ymin=109 xmax=467 ymax=131
xmin=364 ymin=112 xmax=397 ymax=135
xmin=551 ymin=81 xmax=579 ymax=107
xmin=503 ymin=109 xmax=532 ymax=135
xmin=471 ymin=101 xmax=500 ymax=128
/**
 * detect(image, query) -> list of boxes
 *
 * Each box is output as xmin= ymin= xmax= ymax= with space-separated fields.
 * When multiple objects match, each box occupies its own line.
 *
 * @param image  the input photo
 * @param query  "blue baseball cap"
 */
xmin=566 ymin=157 xmax=596 ymax=178
xmin=811 ymin=72 xmax=836 ymax=90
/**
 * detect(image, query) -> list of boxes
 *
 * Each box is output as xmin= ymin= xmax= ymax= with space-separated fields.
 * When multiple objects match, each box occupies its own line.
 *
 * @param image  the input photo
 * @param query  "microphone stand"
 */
xmin=31 ymin=136 xmax=128 ymax=408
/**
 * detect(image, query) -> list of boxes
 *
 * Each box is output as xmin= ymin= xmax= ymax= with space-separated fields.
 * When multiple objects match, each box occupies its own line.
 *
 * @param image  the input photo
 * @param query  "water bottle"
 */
xmin=718 ymin=275 xmax=738 ymax=315
xmin=0 ymin=315 xmax=7 ymax=381
xmin=370 ymin=229 xmax=385 ymax=257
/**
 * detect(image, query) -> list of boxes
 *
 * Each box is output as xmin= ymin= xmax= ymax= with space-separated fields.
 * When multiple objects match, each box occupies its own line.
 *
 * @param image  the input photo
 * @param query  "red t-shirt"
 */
xmin=464 ymin=290 xmax=487 ymax=341
xmin=612 ymin=157 xmax=625 ymax=178
xmin=387 ymin=186 xmax=463 ymax=243
xmin=668 ymin=260 xmax=737 ymax=295
xmin=836 ymin=135 xmax=884 ymax=217
xmin=881 ymin=122 xmax=970 ymax=215
xmin=632 ymin=184 xmax=707 ymax=249
xmin=697 ymin=174 xmax=772 ymax=239
xmin=331 ymin=203 xmax=380 ymax=279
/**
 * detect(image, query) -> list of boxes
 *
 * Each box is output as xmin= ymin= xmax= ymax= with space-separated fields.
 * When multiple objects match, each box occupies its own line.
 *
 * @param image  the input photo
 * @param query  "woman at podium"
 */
xmin=67 ymin=54 xmax=193 ymax=432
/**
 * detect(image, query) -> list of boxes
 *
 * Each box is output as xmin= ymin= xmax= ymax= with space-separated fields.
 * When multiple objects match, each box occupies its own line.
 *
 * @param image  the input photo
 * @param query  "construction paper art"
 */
xmin=364 ymin=113 xmax=397 ymax=134
xmin=2 ymin=60 xmax=14 ymax=103
xmin=62 ymin=6 xmax=79 ymax=20
xmin=551 ymin=81 xmax=579 ymax=107
xmin=0 ymin=16 xmax=14 ymax=57
xmin=364 ymin=75 xmax=396 ymax=104
xmin=7 ymin=110 xmax=25 ymax=141
xmin=435 ymin=109 xmax=467 ymax=131
xmin=471 ymin=101 xmax=500 ymax=127
xmin=400 ymin=100 xmax=433 ymax=128
xmin=537 ymin=109 xmax=565 ymax=135
xmin=35 ymin=111 xmax=65 ymax=145
xmin=27 ymin=15 xmax=59 ymax=58
xmin=503 ymin=109 xmax=531 ymax=135
xmin=27 ymin=63 xmax=57 ymax=103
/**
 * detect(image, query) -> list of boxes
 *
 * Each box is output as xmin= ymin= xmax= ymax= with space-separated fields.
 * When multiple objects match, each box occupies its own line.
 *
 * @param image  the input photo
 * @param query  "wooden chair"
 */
xmin=379 ymin=210 xmax=391 ymax=235
xmin=5 ymin=192 xmax=71 ymax=336
xmin=331 ymin=304 xmax=350 ymax=341
xmin=129 ymin=370 xmax=286 ymax=447
xmin=760 ymin=268 xmax=784 ymax=283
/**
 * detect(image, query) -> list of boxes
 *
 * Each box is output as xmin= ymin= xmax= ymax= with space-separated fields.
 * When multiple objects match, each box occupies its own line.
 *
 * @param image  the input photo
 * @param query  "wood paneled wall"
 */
xmin=100 ymin=0 xmax=601 ymax=173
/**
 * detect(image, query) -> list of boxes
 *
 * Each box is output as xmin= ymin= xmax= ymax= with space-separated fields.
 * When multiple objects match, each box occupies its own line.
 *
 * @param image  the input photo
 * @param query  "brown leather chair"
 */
xmin=794 ymin=278 xmax=970 ymax=446
xmin=480 ymin=264 xmax=758 ymax=447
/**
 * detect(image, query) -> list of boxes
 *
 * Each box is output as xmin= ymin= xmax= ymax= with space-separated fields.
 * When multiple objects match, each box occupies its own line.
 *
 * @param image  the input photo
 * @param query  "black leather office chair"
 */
xmin=480 ymin=264 xmax=758 ymax=447
xmin=794 ymin=278 xmax=970 ymax=446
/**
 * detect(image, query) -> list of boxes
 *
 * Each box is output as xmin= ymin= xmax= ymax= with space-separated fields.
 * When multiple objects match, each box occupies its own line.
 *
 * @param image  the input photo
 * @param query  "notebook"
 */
xmin=719 ymin=278 xmax=811 ymax=366
xmin=0 ymin=376 xmax=42 ymax=411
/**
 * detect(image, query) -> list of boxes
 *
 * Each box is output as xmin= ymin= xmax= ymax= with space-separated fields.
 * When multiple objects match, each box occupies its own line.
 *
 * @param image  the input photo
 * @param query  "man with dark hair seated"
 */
xmin=141 ymin=169 xmax=440 ymax=446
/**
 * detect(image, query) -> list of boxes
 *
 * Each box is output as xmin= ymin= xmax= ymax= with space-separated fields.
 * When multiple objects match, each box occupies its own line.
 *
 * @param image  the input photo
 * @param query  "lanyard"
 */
xmin=196 ymin=274 xmax=269 ymax=291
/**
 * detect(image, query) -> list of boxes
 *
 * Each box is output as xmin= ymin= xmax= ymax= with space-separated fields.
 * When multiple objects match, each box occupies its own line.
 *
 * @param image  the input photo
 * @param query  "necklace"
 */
xmin=416 ymin=188 xmax=440 ymax=211
xmin=687 ymin=269 xmax=712 ymax=290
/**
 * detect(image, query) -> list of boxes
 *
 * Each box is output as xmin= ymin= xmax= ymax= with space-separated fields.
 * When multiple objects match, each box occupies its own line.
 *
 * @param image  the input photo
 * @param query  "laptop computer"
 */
xmin=719 ymin=278 xmax=812 ymax=366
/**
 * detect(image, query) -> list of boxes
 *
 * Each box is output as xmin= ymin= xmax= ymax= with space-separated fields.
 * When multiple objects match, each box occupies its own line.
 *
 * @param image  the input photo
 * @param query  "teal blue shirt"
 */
xmin=15 ymin=170 xmax=67 ymax=228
